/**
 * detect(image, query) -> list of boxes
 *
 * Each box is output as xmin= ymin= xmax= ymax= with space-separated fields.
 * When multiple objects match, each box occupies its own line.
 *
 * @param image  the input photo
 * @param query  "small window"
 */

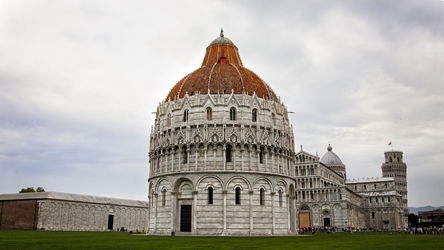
xmin=208 ymin=187 xmax=213 ymax=204
xmin=354 ymin=185 xmax=357 ymax=190
xmin=382 ymin=197 xmax=384 ymax=203
xmin=167 ymin=114 xmax=171 ymax=126
xmin=372 ymin=211 xmax=375 ymax=219
xmin=226 ymin=145 xmax=232 ymax=162
xmin=230 ymin=107 xmax=236 ymax=121
xmin=252 ymin=109 xmax=258 ymax=122
xmin=375 ymin=197 xmax=378 ymax=203
xmin=369 ymin=197 xmax=372 ymax=203
xmin=364 ymin=185 xmax=366 ymax=190
xmin=272 ymin=113 xmax=276 ymax=126
xmin=278 ymin=190 xmax=283 ymax=206
xmin=206 ymin=107 xmax=212 ymax=121
xmin=260 ymin=188 xmax=265 ymax=205
xmin=235 ymin=187 xmax=241 ymax=205
xmin=182 ymin=146 xmax=188 ymax=164
xmin=259 ymin=148 xmax=264 ymax=164
xmin=374 ymin=184 xmax=377 ymax=189
xmin=388 ymin=197 xmax=390 ymax=202
xmin=183 ymin=109 xmax=189 ymax=122
xmin=162 ymin=189 xmax=166 ymax=206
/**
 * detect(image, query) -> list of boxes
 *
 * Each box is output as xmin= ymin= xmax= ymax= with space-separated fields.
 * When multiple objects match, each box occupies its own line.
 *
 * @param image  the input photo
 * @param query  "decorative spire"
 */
xmin=220 ymin=28 xmax=224 ymax=37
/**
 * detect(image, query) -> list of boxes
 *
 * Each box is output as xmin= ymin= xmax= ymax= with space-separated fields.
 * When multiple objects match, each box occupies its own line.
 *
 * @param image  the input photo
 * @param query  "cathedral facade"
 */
xmin=147 ymin=32 xmax=408 ymax=235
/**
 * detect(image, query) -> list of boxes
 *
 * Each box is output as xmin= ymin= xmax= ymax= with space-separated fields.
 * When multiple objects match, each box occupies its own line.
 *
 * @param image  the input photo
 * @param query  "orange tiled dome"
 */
xmin=165 ymin=31 xmax=277 ymax=102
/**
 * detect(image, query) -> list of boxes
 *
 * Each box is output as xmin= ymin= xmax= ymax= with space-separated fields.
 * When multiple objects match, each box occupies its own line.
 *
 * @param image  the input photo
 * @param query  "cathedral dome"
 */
xmin=165 ymin=30 xmax=278 ymax=102
xmin=320 ymin=144 xmax=343 ymax=165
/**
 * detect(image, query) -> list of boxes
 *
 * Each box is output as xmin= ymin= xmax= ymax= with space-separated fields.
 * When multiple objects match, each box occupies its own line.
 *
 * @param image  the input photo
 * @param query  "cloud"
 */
xmin=0 ymin=0 xmax=443 ymax=207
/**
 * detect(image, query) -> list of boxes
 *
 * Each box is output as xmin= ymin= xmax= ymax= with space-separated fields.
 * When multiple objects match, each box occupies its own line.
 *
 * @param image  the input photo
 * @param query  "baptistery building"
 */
xmin=147 ymin=31 xmax=408 ymax=235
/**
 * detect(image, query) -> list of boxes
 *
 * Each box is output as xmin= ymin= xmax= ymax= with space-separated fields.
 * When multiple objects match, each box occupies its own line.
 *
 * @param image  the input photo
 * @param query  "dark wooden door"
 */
xmin=323 ymin=217 xmax=331 ymax=227
xmin=180 ymin=205 xmax=192 ymax=232
xmin=108 ymin=215 xmax=114 ymax=230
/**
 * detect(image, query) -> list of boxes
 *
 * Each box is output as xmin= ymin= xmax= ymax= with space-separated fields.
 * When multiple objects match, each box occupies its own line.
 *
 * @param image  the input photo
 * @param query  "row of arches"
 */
xmin=38 ymin=201 xmax=148 ymax=231
xmin=167 ymin=107 xmax=279 ymax=125
xmin=150 ymin=143 xmax=294 ymax=177
xmin=148 ymin=174 xmax=296 ymax=235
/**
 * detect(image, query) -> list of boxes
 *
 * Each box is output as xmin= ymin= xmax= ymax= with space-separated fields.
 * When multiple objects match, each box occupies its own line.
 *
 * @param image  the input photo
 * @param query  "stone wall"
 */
xmin=38 ymin=200 xmax=148 ymax=231
xmin=0 ymin=200 xmax=38 ymax=229
xmin=148 ymin=172 xmax=295 ymax=235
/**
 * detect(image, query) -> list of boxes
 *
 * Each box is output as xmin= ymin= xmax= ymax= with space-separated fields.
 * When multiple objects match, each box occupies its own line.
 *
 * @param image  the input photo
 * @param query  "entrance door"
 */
xmin=323 ymin=217 xmax=331 ymax=227
xmin=107 ymin=215 xmax=114 ymax=230
xmin=299 ymin=212 xmax=310 ymax=228
xmin=180 ymin=205 xmax=192 ymax=232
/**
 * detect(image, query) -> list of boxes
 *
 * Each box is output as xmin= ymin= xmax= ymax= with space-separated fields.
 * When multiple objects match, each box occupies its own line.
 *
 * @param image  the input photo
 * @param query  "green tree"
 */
xmin=19 ymin=187 xmax=36 ymax=193
xmin=433 ymin=216 xmax=442 ymax=222
xmin=19 ymin=187 xmax=45 ymax=193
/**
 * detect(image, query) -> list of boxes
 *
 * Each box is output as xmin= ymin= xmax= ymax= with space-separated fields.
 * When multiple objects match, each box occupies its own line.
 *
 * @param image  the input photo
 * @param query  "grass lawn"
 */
xmin=0 ymin=230 xmax=443 ymax=250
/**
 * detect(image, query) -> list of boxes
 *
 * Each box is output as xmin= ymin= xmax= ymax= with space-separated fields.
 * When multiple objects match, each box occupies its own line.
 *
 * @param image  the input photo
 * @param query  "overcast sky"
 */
xmin=0 ymin=0 xmax=443 ymax=208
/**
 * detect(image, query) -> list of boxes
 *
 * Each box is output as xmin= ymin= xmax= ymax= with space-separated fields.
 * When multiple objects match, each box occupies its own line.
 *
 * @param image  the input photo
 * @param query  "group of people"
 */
xmin=407 ymin=227 xmax=443 ymax=234
xmin=298 ymin=226 xmax=444 ymax=235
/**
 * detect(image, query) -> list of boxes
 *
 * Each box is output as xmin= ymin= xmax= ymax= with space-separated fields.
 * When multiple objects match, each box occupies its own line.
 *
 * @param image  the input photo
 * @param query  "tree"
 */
xmin=19 ymin=187 xmax=36 ymax=193
xmin=19 ymin=187 xmax=45 ymax=193
xmin=433 ymin=216 xmax=442 ymax=222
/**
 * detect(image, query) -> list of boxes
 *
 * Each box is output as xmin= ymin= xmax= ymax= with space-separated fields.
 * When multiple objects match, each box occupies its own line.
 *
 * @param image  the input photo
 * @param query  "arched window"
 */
xmin=235 ymin=187 xmax=241 ymax=205
xmin=162 ymin=189 xmax=166 ymax=206
xmin=371 ymin=211 xmax=375 ymax=219
xmin=182 ymin=146 xmax=188 ymax=164
xmin=167 ymin=113 xmax=171 ymax=126
xmin=230 ymin=107 xmax=236 ymax=121
xmin=259 ymin=147 xmax=264 ymax=164
xmin=206 ymin=107 xmax=212 ymax=121
xmin=278 ymin=190 xmax=283 ymax=206
xmin=226 ymin=145 xmax=232 ymax=162
xmin=272 ymin=113 xmax=276 ymax=126
xmin=260 ymin=188 xmax=265 ymax=205
xmin=208 ymin=187 xmax=213 ymax=204
xmin=252 ymin=109 xmax=257 ymax=122
xmin=183 ymin=109 xmax=189 ymax=122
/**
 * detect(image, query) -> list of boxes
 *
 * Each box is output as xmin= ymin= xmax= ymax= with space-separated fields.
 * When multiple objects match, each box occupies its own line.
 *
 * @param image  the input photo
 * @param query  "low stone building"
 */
xmin=0 ymin=192 xmax=148 ymax=231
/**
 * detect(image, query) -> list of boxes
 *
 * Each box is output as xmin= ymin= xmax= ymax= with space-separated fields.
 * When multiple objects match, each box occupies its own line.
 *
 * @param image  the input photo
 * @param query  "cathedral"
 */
xmin=147 ymin=31 xmax=408 ymax=235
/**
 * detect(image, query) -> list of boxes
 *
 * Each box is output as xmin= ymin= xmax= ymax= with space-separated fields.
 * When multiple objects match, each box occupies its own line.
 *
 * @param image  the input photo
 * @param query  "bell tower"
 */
xmin=381 ymin=151 xmax=408 ymax=226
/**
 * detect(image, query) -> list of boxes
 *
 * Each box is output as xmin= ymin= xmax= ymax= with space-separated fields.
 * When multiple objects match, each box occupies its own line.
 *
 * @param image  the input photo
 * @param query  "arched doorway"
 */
xmin=299 ymin=204 xmax=311 ymax=228
xmin=322 ymin=210 xmax=331 ymax=227
xmin=173 ymin=178 xmax=194 ymax=233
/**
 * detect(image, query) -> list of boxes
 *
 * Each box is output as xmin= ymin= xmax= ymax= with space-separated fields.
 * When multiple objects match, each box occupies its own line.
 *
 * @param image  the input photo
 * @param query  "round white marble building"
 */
xmin=147 ymin=31 xmax=297 ymax=236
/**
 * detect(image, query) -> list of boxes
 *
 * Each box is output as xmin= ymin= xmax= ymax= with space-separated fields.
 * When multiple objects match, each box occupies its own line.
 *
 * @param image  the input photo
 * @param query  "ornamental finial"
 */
xmin=220 ymin=28 xmax=224 ymax=37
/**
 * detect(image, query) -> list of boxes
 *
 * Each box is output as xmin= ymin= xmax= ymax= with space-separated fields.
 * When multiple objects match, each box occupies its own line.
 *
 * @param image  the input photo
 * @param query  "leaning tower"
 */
xmin=147 ymin=31 xmax=297 ymax=236
xmin=381 ymin=151 xmax=408 ymax=227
